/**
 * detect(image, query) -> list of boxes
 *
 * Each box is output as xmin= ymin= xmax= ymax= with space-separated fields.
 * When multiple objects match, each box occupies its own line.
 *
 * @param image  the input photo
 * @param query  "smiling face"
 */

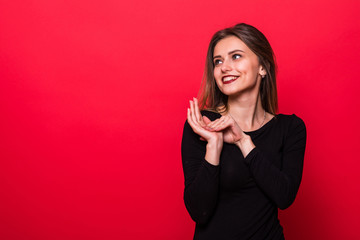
xmin=213 ymin=36 xmax=266 ymax=97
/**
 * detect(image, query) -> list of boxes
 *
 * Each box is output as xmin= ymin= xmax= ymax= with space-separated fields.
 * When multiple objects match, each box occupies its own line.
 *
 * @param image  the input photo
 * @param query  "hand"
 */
xmin=205 ymin=114 xmax=246 ymax=144
xmin=187 ymin=98 xmax=223 ymax=147
xmin=205 ymin=114 xmax=255 ymax=157
xmin=187 ymin=98 xmax=223 ymax=165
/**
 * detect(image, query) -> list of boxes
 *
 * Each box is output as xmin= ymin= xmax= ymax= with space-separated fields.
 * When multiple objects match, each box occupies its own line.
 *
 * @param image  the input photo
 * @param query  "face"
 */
xmin=213 ymin=36 xmax=266 ymax=97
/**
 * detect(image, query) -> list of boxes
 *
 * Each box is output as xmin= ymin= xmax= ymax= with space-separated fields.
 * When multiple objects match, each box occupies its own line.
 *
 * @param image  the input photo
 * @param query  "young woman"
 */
xmin=181 ymin=23 xmax=307 ymax=239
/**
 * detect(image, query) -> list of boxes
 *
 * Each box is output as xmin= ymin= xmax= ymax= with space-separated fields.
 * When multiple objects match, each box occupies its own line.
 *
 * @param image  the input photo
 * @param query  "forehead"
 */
xmin=213 ymin=36 xmax=252 ymax=56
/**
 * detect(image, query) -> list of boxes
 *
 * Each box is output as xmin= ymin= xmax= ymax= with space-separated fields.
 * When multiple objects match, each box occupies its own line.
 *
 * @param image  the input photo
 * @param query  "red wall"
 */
xmin=1 ymin=0 xmax=359 ymax=239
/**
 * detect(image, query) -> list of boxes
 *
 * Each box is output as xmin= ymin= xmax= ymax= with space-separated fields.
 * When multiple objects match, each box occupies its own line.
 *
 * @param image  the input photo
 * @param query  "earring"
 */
xmin=261 ymin=75 xmax=266 ymax=79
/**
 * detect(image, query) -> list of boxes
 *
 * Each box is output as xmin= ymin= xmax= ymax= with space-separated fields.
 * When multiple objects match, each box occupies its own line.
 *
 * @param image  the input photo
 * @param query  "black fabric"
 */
xmin=181 ymin=110 xmax=306 ymax=240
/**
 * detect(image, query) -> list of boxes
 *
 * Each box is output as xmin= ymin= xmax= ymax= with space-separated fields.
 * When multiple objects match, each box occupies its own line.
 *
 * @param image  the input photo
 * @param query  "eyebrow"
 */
xmin=213 ymin=49 xmax=245 ymax=59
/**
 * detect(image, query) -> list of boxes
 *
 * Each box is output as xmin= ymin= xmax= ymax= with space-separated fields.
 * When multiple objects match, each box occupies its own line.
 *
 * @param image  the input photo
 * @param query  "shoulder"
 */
xmin=200 ymin=109 xmax=222 ymax=121
xmin=276 ymin=113 xmax=304 ymax=123
xmin=276 ymin=113 xmax=305 ymax=127
xmin=275 ymin=113 xmax=306 ymax=137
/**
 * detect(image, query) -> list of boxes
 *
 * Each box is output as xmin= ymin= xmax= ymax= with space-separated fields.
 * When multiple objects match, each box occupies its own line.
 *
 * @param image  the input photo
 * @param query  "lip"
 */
xmin=222 ymin=75 xmax=239 ymax=84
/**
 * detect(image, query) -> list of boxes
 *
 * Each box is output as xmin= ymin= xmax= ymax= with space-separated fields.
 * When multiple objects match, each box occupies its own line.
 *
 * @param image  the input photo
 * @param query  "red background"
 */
xmin=1 ymin=0 xmax=359 ymax=239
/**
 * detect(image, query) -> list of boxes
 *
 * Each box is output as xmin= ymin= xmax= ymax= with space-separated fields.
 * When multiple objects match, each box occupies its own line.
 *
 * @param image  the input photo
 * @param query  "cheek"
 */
xmin=213 ymin=70 xmax=222 ymax=87
xmin=234 ymin=61 xmax=250 ymax=73
xmin=213 ymin=68 xmax=221 ymax=81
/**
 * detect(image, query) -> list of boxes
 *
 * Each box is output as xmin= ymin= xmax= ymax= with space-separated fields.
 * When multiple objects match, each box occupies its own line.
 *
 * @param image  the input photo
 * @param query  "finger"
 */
xmin=212 ymin=116 xmax=229 ymax=130
xmin=213 ymin=120 xmax=232 ymax=131
xmin=205 ymin=120 xmax=221 ymax=131
xmin=206 ymin=117 xmax=221 ymax=127
xmin=214 ymin=116 xmax=234 ymax=130
xmin=205 ymin=117 xmax=230 ymax=132
xmin=203 ymin=116 xmax=211 ymax=124
xmin=187 ymin=108 xmax=211 ymax=140
xmin=203 ymin=116 xmax=216 ymax=131
xmin=187 ymin=108 xmax=195 ymax=127
xmin=189 ymin=100 xmax=198 ymax=126
xmin=193 ymin=98 xmax=203 ymax=123
xmin=188 ymin=103 xmax=205 ymax=132
xmin=187 ymin=108 xmax=201 ymax=132
xmin=207 ymin=117 xmax=224 ymax=129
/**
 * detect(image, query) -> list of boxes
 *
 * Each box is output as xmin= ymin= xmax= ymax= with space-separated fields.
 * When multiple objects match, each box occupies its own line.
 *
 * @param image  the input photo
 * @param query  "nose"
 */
xmin=221 ymin=59 xmax=232 ymax=72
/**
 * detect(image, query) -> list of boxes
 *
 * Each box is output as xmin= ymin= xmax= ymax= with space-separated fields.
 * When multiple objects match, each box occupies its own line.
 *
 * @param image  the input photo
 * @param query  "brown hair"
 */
xmin=198 ymin=23 xmax=278 ymax=115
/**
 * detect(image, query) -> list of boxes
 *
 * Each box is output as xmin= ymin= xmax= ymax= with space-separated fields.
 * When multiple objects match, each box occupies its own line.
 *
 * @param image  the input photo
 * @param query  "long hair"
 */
xmin=198 ymin=23 xmax=278 ymax=115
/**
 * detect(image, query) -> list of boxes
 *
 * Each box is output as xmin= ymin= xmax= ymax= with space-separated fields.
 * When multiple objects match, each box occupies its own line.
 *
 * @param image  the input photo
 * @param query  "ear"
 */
xmin=259 ymin=65 xmax=267 ymax=78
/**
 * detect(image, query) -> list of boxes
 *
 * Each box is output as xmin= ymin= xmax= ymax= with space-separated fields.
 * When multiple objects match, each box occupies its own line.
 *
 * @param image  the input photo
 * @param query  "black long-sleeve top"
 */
xmin=181 ymin=110 xmax=306 ymax=240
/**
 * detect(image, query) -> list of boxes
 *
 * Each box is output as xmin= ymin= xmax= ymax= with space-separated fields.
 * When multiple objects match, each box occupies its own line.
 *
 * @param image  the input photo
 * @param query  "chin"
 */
xmin=219 ymin=86 xmax=243 ymax=96
xmin=220 ymin=83 xmax=259 ymax=97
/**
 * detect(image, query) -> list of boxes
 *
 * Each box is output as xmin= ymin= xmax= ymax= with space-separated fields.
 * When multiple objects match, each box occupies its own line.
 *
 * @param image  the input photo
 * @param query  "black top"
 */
xmin=181 ymin=110 xmax=306 ymax=240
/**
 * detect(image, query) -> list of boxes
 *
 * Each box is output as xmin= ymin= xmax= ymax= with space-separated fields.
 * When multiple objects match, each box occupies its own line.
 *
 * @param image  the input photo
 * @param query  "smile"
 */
xmin=222 ymin=75 xmax=239 ymax=84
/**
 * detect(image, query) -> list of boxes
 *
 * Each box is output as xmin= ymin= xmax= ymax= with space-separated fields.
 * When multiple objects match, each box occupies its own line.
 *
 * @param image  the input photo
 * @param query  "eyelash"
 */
xmin=213 ymin=54 xmax=242 ymax=66
xmin=214 ymin=59 xmax=222 ymax=66
xmin=232 ymin=54 xmax=242 ymax=60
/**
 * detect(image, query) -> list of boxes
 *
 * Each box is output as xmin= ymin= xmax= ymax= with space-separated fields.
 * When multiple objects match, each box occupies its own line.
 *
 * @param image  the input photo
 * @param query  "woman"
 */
xmin=181 ymin=23 xmax=306 ymax=240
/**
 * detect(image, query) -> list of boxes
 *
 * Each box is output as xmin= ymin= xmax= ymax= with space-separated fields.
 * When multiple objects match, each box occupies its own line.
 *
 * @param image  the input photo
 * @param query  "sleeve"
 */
xmin=243 ymin=115 xmax=307 ymax=210
xmin=181 ymin=119 xmax=220 ymax=226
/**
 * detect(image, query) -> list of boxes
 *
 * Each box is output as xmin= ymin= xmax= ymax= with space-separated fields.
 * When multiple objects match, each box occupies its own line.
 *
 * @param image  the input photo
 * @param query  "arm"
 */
xmin=181 ymin=99 xmax=223 ymax=226
xmin=238 ymin=116 xmax=307 ymax=209
xmin=181 ymin=120 xmax=220 ymax=226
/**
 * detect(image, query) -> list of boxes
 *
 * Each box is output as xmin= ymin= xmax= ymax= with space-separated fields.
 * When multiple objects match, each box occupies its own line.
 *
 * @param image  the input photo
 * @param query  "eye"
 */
xmin=232 ymin=54 xmax=242 ymax=60
xmin=214 ymin=59 xmax=223 ymax=66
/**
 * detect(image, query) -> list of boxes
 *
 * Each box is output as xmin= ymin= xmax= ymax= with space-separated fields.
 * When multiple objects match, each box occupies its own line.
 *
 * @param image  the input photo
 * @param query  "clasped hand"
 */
xmin=187 ymin=98 xmax=246 ymax=146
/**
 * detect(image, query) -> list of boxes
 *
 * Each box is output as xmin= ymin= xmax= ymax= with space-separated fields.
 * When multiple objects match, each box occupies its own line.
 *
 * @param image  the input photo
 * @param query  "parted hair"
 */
xmin=198 ymin=23 xmax=278 ymax=115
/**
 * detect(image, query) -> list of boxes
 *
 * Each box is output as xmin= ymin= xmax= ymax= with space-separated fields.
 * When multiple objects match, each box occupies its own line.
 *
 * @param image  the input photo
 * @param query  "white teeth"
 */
xmin=223 ymin=76 xmax=238 ymax=82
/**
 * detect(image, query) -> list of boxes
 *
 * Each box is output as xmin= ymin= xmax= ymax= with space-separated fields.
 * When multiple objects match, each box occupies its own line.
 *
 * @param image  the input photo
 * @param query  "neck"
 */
xmin=227 ymin=91 xmax=265 ymax=132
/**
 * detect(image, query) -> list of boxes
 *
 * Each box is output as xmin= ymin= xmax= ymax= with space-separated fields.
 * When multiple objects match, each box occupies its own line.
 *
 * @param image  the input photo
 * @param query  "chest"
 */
xmin=219 ymin=133 xmax=284 ymax=192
